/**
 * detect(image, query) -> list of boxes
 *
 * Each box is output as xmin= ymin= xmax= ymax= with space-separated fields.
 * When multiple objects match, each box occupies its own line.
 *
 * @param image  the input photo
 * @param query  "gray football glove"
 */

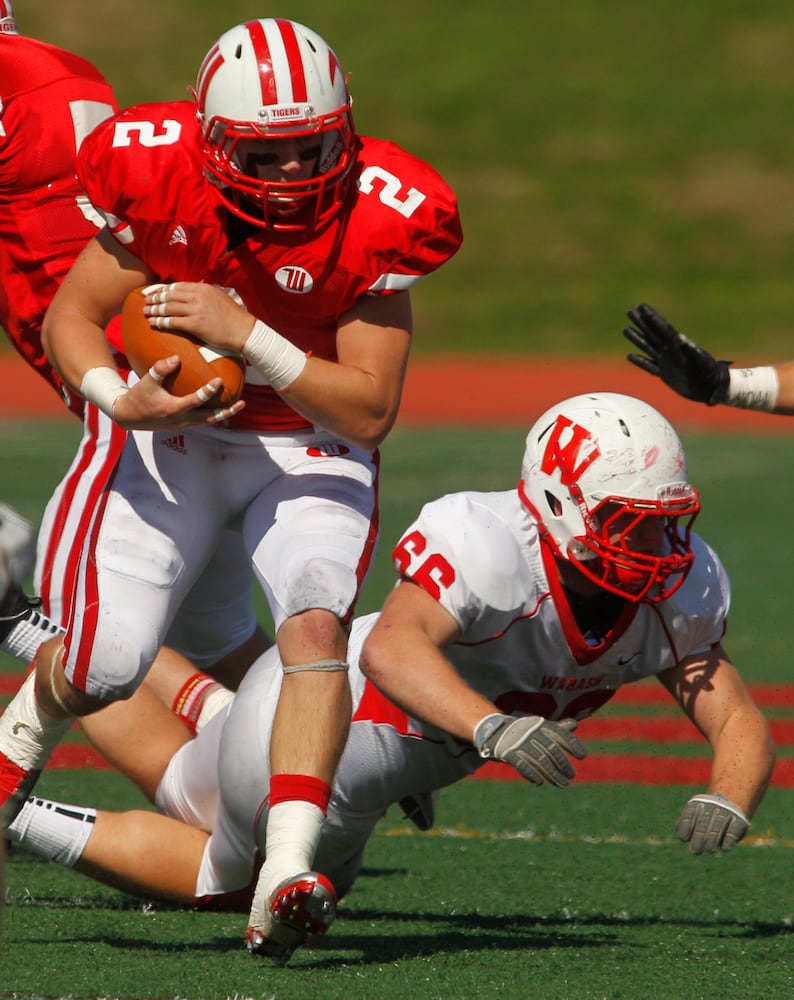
xmin=675 ymin=793 xmax=750 ymax=854
xmin=623 ymin=303 xmax=731 ymax=405
xmin=474 ymin=713 xmax=588 ymax=788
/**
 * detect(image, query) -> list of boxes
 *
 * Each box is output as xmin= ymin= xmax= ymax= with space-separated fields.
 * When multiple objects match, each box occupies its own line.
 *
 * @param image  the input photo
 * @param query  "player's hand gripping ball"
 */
xmin=121 ymin=285 xmax=246 ymax=407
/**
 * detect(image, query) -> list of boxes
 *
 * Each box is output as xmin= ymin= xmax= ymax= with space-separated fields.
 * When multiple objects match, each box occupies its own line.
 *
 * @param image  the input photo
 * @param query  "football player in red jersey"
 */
xmin=0 ymin=2 xmax=271 ymax=682
xmin=0 ymin=17 xmax=462 ymax=957
xmin=0 ymin=0 xmax=117 ymax=416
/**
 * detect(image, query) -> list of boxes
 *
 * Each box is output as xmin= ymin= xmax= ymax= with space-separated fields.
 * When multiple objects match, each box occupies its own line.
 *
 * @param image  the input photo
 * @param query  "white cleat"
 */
xmin=244 ymin=871 xmax=337 ymax=965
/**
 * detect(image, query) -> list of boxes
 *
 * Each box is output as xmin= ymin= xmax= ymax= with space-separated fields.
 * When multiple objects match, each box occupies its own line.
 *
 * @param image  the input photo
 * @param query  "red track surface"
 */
xmin=3 ymin=354 xmax=794 ymax=433
xmin=2 ymin=673 xmax=792 ymax=786
xmin=475 ymin=755 xmax=794 ymax=786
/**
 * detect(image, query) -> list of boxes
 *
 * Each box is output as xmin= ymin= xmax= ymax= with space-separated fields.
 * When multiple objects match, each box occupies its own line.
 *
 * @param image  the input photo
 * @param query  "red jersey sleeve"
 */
xmin=350 ymin=136 xmax=462 ymax=293
xmin=77 ymin=101 xmax=226 ymax=279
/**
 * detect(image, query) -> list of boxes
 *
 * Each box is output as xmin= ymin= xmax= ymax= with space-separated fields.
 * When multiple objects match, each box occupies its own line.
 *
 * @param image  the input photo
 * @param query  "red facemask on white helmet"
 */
xmin=195 ymin=18 xmax=356 ymax=232
xmin=0 ymin=1 xmax=17 ymax=34
xmin=518 ymin=393 xmax=700 ymax=602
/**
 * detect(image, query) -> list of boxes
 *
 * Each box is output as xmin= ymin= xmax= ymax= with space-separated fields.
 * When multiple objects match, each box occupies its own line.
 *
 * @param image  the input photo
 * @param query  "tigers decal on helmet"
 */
xmin=519 ymin=392 xmax=700 ymax=602
xmin=195 ymin=18 xmax=356 ymax=232
xmin=0 ymin=1 xmax=17 ymax=34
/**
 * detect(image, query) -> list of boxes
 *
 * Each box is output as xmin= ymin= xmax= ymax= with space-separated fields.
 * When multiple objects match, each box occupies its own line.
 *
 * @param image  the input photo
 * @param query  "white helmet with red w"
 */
xmin=195 ymin=18 xmax=356 ymax=231
xmin=519 ymin=392 xmax=700 ymax=602
xmin=0 ymin=1 xmax=17 ymax=34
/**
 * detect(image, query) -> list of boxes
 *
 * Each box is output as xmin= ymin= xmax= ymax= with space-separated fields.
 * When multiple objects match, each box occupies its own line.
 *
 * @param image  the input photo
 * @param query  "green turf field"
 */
xmin=3 ymin=774 xmax=792 ymax=1000
xmin=1 ymin=422 xmax=793 ymax=999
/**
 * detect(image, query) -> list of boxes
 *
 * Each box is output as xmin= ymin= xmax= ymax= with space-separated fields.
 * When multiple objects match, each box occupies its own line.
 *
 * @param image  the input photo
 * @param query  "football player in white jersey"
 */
xmin=624 ymin=302 xmax=794 ymax=414
xmin=4 ymin=394 xmax=774 ymax=964
xmin=0 ymin=17 xmax=462 ymax=955
xmin=360 ymin=391 xmax=773 ymax=836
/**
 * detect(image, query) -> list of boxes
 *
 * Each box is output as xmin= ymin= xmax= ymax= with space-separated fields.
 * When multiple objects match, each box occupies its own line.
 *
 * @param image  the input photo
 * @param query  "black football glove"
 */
xmin=623 ymin=303 xmax=730 ymax=405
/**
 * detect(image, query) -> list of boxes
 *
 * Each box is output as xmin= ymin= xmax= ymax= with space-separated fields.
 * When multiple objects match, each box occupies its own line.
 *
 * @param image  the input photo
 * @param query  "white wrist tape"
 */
xmin=243 ymin=319 xmax=307 ymax=391
xmin=79 ymin=366 xmax=129 ymax=418
xmin=726 ymin=366 xmax=779 ymax=411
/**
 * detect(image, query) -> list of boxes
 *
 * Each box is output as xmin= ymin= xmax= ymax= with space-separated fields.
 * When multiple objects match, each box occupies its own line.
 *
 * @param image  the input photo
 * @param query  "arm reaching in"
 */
xmin=660 ymin=644 xmax=775 ymax=854
xmin=623 ymin=303 xmax=731 ymax=405
xmin=624 ymin=302 xmax=794 ymax=413
xmin=360 ymin=582 xmax=588 ymax=787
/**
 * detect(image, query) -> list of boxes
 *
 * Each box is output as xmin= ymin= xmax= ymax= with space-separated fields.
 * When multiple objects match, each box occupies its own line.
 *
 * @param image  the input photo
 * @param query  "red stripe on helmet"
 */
xmin=196 ymin=45 xmax=223 ymax=109
xmin=246 ymin=19 xmax=278 ymax=105
xmin=275 ymin=18 xmax=308 ymax=103
xmin=328 ymin=51 xmax=341 ymax=87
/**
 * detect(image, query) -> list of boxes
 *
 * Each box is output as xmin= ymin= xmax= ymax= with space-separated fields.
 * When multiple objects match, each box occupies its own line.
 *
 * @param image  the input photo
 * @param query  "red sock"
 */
xmin=269 ymin=773 xmax=332 ymax=814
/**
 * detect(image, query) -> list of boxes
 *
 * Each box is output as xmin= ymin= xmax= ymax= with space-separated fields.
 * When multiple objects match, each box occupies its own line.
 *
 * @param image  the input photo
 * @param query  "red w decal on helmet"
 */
xmin=540 ymin=415 xmax=601 ymax=486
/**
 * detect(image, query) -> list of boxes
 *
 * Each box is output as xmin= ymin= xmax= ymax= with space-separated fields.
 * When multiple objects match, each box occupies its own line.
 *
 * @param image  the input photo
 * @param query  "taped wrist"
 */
xmin=726 ymin=366 xmax=779 ymax=411
xmin=243 ymin=319 xmax=307 ymax=391
xmin=80 ymin=366 xmax=129 ymax=418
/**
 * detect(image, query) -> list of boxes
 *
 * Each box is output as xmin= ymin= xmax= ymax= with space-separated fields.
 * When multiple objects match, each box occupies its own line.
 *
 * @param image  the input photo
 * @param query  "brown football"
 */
xmin=121 ymin=286 xmax=246 ymax=408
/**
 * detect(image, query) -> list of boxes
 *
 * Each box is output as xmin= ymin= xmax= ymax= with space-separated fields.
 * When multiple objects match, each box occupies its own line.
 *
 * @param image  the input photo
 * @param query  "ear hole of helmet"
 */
xmin=544 ymin=491 xmax=563 ymax=517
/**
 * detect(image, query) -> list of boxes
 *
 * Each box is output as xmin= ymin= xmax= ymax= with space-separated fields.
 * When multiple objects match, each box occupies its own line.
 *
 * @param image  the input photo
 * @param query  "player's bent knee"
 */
xmin=281 ymin=557 xmax=357 ymax=619
xmin=73 ymin=618 xmax=159 ymax=701
xmin=60 ymin=683 xmax=112 ymax=718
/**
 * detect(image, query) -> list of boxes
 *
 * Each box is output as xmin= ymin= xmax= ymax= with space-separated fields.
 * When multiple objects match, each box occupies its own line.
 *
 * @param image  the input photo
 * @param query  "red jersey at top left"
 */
xmin=0 ymin=35 xmax=118 ymax=414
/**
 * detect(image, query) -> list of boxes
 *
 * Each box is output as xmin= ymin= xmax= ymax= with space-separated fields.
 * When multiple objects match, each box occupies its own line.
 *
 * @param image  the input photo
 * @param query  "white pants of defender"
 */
xmin=157 ymin=616 xmax=478 ymax=904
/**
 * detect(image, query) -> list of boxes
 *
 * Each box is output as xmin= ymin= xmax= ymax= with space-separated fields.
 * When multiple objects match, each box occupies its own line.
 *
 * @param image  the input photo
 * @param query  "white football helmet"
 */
xmin=519 ymin=393 xmax=699 ymax=602
xmin=195 ymin=18 xmax=356 ymax=231
xmin=0 ymin=1 xmax=17 ymax=34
